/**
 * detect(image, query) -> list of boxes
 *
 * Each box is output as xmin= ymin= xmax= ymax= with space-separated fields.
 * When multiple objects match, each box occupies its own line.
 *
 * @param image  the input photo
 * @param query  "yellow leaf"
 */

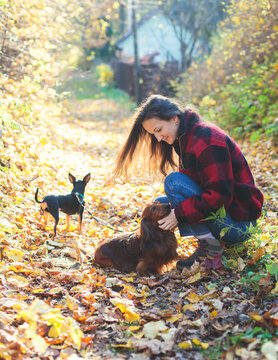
xmin=6 ymin=275 xmax=29 ymax=288
xmin=121 ymin=276 xmax=134 ymax=283
xmin=67 ymin=296 xmax=78 ymax=312
xmin=247 ymin=247 xmax=266 ymax=266
xmin=111 ymin=301 xmax=140 ymax=322
xmin=67 ymin=318 xmax=84 ymax=350
xmin=128 ymin=325 xmax=140 ymax=331
xmin=0 ymin=225 xmax=13 ymax=234
xmin=4 ymin=248 xmax=25 ymax=261
xmin=48 ymin=320 xmax=63 ymax=338
xmin=167 ymin=314 xmax=183 ymax=323
xmin=192 ymin=338 xmax=209 ymax=349
xmin=187 ymin=292 xmax=200 ymax=303
xmin=178 ymin=340 xmax=192 ymax=350
xmin=32 ymin=288 xmax=45 ymax=294
xmin=188 ymin=272 xmax=202 ymax=284
xmin=40 ymin=137 xmax=47 ymax=146
xmin=121 ymin=307 xmax=140 ymax=322
xmin=70 ymin=285 xmax=87 ymax=293
xmin=271 ymin=282 xmax=278 ymax=294
xmin=210 ymin=310 xmax=218 ymax=319
xmin=250 ymin=313 xmax=262 ymax=322
xmin=113 ymin=1 xmax=120 ymax=10
xmin=112 ymin=339 xmax=133 ymax=348
xmin=25 ymin=325 xmax=48 ymax=354
xmin=183 ymin=304 xmax=194 ymax=311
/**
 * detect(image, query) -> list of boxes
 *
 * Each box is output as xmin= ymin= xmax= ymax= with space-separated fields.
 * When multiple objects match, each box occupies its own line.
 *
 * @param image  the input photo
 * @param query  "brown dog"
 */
xmin=94 ymin=202 xmax=178 ymax=274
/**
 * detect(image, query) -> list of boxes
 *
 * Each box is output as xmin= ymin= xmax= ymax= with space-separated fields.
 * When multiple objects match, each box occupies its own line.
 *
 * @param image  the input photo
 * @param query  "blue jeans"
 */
xmin=155 ymin=172 xmax=256 ymax=245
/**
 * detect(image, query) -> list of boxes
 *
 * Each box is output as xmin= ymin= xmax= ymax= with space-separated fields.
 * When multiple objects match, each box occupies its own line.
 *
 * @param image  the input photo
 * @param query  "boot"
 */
xmin=176 ymin=237 xmax=224 ymax=271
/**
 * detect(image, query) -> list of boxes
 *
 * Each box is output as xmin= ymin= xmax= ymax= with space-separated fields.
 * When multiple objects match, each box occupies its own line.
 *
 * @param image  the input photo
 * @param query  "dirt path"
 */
xmin=0 ymin=98 xmax=277 ymax=360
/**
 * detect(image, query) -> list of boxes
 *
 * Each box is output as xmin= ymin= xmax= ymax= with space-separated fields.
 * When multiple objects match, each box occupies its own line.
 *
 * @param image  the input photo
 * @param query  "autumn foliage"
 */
xmin=177 ymin=0 xmax=278 ymax=144
xmin=0 ymin=1 xmax=278 ymax=359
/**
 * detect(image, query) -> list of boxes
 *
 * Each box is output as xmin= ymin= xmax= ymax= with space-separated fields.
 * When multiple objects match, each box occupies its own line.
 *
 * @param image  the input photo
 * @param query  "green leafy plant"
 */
xmin=96 ymin=64 xmax=114 ymax=88
xmin=231 ymin=327 xmax=277 ymax=345
xmin=265 ymin=262 xmax=278 ymax=281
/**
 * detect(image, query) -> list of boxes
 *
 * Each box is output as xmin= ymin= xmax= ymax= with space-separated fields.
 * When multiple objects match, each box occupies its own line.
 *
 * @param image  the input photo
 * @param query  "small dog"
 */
xmin=35 ymin=173 xmax=91 ymax=236
xmin=94 ymin=202 xmax=178 ymax=274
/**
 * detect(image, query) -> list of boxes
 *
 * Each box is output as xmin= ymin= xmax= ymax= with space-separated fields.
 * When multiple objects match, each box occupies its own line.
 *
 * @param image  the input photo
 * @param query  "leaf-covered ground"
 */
xmin=0 ymin=98 xmax=277 ymax=360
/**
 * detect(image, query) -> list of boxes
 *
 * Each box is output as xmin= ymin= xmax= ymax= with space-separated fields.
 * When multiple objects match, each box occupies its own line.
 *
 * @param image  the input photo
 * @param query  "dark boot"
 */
xmin=176 ymin=237 xmax=224 ymax=271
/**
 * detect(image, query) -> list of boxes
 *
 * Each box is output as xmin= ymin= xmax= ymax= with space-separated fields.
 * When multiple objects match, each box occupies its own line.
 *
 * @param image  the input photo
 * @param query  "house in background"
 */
xmin=115 ymin=10 xmax=182 ymax=68
xmin=113 ymin=9 xmax=183 ymax=100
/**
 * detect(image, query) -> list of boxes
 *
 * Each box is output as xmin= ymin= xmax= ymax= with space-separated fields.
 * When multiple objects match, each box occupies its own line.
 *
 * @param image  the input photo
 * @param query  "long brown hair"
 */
xmin=114 ymin=95 xmax=183 ymax=177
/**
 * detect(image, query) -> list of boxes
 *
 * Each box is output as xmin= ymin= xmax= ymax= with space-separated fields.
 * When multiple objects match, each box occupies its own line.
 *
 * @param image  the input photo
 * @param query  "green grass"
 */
xmin=57 ymin=73 xmax=133 ymax=108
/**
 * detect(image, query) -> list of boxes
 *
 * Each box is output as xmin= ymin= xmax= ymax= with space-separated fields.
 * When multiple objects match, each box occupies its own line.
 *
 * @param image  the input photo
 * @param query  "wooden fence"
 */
xmin=111 ymin=59 xmax=179 ymax=102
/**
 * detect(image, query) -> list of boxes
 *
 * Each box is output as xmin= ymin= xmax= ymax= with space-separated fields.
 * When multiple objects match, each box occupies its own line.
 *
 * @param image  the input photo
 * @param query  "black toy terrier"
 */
xmin=35 ymin=173 xmax=91 ymax=236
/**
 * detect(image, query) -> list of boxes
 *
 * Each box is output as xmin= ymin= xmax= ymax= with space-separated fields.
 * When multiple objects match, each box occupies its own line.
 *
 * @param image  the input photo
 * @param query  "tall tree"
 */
xmin=161 ymin=0 xmax=229 ymax=71
xmin=0 ymin=0 xmax=118 ymax=81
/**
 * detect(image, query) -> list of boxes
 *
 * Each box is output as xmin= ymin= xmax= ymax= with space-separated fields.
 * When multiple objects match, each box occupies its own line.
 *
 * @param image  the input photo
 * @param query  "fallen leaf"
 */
xmin=246 ymin=247 xmax=266 ymax=266
xmin=187 ymin=271 xmax=202 ymax=283
xmin=210 ymin=310 xmax=218 ymax=319
xmin=261 ymin=341 xmax=278 ymax=360
xmin=6 ymin=275 xmax=29 ymax=288
xmin=192 ymin=338 xmax=209 ymax=349
xmin=205 ymin=254 xmax=223 ymax=269
xmin=186 ymin=292 xmax=201 ymax=303
xmin=178 ymin=340 xmax=192 ymax=350
xmin=110 ymin=299 xmax=140 ymax=322
xmin=143 ymin=320 xmax=168 ymax=339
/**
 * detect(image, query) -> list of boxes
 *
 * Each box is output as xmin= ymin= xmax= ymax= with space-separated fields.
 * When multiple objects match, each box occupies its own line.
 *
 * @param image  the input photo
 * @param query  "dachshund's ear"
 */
xmin=140 ymin=218 xmax=156 ymax=249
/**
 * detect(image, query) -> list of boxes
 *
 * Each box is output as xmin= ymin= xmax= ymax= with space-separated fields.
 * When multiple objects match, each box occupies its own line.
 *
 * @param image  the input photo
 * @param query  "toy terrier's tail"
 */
xmin=35 ymin=188 xmax=43 ymax=203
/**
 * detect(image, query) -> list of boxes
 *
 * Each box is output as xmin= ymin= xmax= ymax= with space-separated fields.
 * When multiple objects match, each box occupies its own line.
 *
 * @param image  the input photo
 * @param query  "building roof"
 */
xmin=116 ymin=8 xmax=160 ymax=48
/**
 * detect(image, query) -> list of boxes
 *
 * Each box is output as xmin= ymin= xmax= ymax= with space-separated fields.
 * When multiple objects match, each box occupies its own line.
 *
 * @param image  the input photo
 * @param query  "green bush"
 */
xmin=96 ymin=64 xmax=114 ymax=88
xmin=199 ymin=55 xmax=278 ymax=144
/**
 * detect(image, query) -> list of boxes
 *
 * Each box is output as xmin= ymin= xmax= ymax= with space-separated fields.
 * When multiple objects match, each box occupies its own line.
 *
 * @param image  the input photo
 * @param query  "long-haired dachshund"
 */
xmin=94 ymin=202 xmax=178 ymax=275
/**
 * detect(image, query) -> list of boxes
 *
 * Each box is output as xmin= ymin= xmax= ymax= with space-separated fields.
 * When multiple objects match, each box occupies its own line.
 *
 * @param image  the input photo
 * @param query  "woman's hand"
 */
xmin=158 ymin=209 xmax=178 ymax=231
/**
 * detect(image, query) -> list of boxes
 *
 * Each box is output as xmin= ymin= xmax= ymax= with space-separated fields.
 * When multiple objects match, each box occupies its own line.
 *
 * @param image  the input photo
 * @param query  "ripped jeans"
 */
xmin=155 ymin=172 xmax=256 ymax=245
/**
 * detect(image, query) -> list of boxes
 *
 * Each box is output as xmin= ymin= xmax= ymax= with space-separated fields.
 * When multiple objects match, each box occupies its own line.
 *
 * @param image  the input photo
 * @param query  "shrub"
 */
xmin=176 ymin=0 xmax=278 ymax=144
xmin=199 ymin=55 xmax=278 ymax=144
xmin=96 ymin=64 xmax=114 ymax=88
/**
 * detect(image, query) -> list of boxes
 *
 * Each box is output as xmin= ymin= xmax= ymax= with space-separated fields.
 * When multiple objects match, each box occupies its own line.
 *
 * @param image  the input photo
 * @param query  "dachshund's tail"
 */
xmin=34 ymin=188 xmax=43 ymax=203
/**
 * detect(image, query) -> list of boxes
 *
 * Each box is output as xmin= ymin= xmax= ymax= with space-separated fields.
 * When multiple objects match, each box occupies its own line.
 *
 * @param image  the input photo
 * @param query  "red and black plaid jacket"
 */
xmin=173 ymin=111 xmax=264 ymax=224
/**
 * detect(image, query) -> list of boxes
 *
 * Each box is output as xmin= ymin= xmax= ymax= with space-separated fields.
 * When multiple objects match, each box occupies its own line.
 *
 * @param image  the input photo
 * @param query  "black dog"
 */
xmin=35 ymin=173 xmax=91 ymax=236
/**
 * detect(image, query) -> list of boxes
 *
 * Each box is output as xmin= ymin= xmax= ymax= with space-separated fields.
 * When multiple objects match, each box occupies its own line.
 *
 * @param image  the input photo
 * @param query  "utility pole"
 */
xmin=131 ymin=0 xmax=141 ymax=104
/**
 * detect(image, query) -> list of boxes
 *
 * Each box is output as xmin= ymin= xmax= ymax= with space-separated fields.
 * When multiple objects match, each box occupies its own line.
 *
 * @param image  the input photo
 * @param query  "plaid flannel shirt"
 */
xmin=173 ymin=111 xmax=264 ymax=225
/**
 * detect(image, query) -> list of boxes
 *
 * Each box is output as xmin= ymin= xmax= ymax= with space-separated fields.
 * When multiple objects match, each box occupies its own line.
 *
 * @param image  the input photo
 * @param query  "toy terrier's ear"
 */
xmin=69 ymin=173 xmax=76 ymax=184
xmin=83 ymin=173 xmax=91 ymax=183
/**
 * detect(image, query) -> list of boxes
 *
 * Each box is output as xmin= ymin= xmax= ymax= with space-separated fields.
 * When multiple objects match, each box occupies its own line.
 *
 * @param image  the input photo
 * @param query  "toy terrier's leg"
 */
xmin=51 ymin=210 xmax=59 ymax=237
xmin=78 ymin=208 xmax=84 ymax=234
xmin=43 ymin=211 xmax=49 ymax=227
xmin=40 ymin=202 xmax=48 ymax=228
xmin=66 ymin=214 xmax=70 ymax=231
xmin=78 ymin=214 xmax=82 ymax=233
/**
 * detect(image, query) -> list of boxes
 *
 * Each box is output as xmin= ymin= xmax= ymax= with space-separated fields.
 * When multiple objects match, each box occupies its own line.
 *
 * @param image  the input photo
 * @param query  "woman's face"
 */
xmin=142 ymin=116 xmax=179 ymax=145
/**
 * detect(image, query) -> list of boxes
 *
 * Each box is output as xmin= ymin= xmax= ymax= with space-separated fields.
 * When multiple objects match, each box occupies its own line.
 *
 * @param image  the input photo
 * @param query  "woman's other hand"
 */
xmin=158 ymin=209 xmax=178 ymax=231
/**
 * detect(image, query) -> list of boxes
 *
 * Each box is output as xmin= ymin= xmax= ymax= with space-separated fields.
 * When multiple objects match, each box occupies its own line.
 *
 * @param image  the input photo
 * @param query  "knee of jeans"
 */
xmin=164 ymin=172 xmax=185 ymax=193
xmin=154 ymin=196 xmax=169 ymax=204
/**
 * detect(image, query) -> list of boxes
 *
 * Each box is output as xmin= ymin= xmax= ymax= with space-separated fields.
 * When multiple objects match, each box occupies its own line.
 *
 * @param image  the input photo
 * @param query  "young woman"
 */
xmin=114 ymin=95 xmax=264 ymax=271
